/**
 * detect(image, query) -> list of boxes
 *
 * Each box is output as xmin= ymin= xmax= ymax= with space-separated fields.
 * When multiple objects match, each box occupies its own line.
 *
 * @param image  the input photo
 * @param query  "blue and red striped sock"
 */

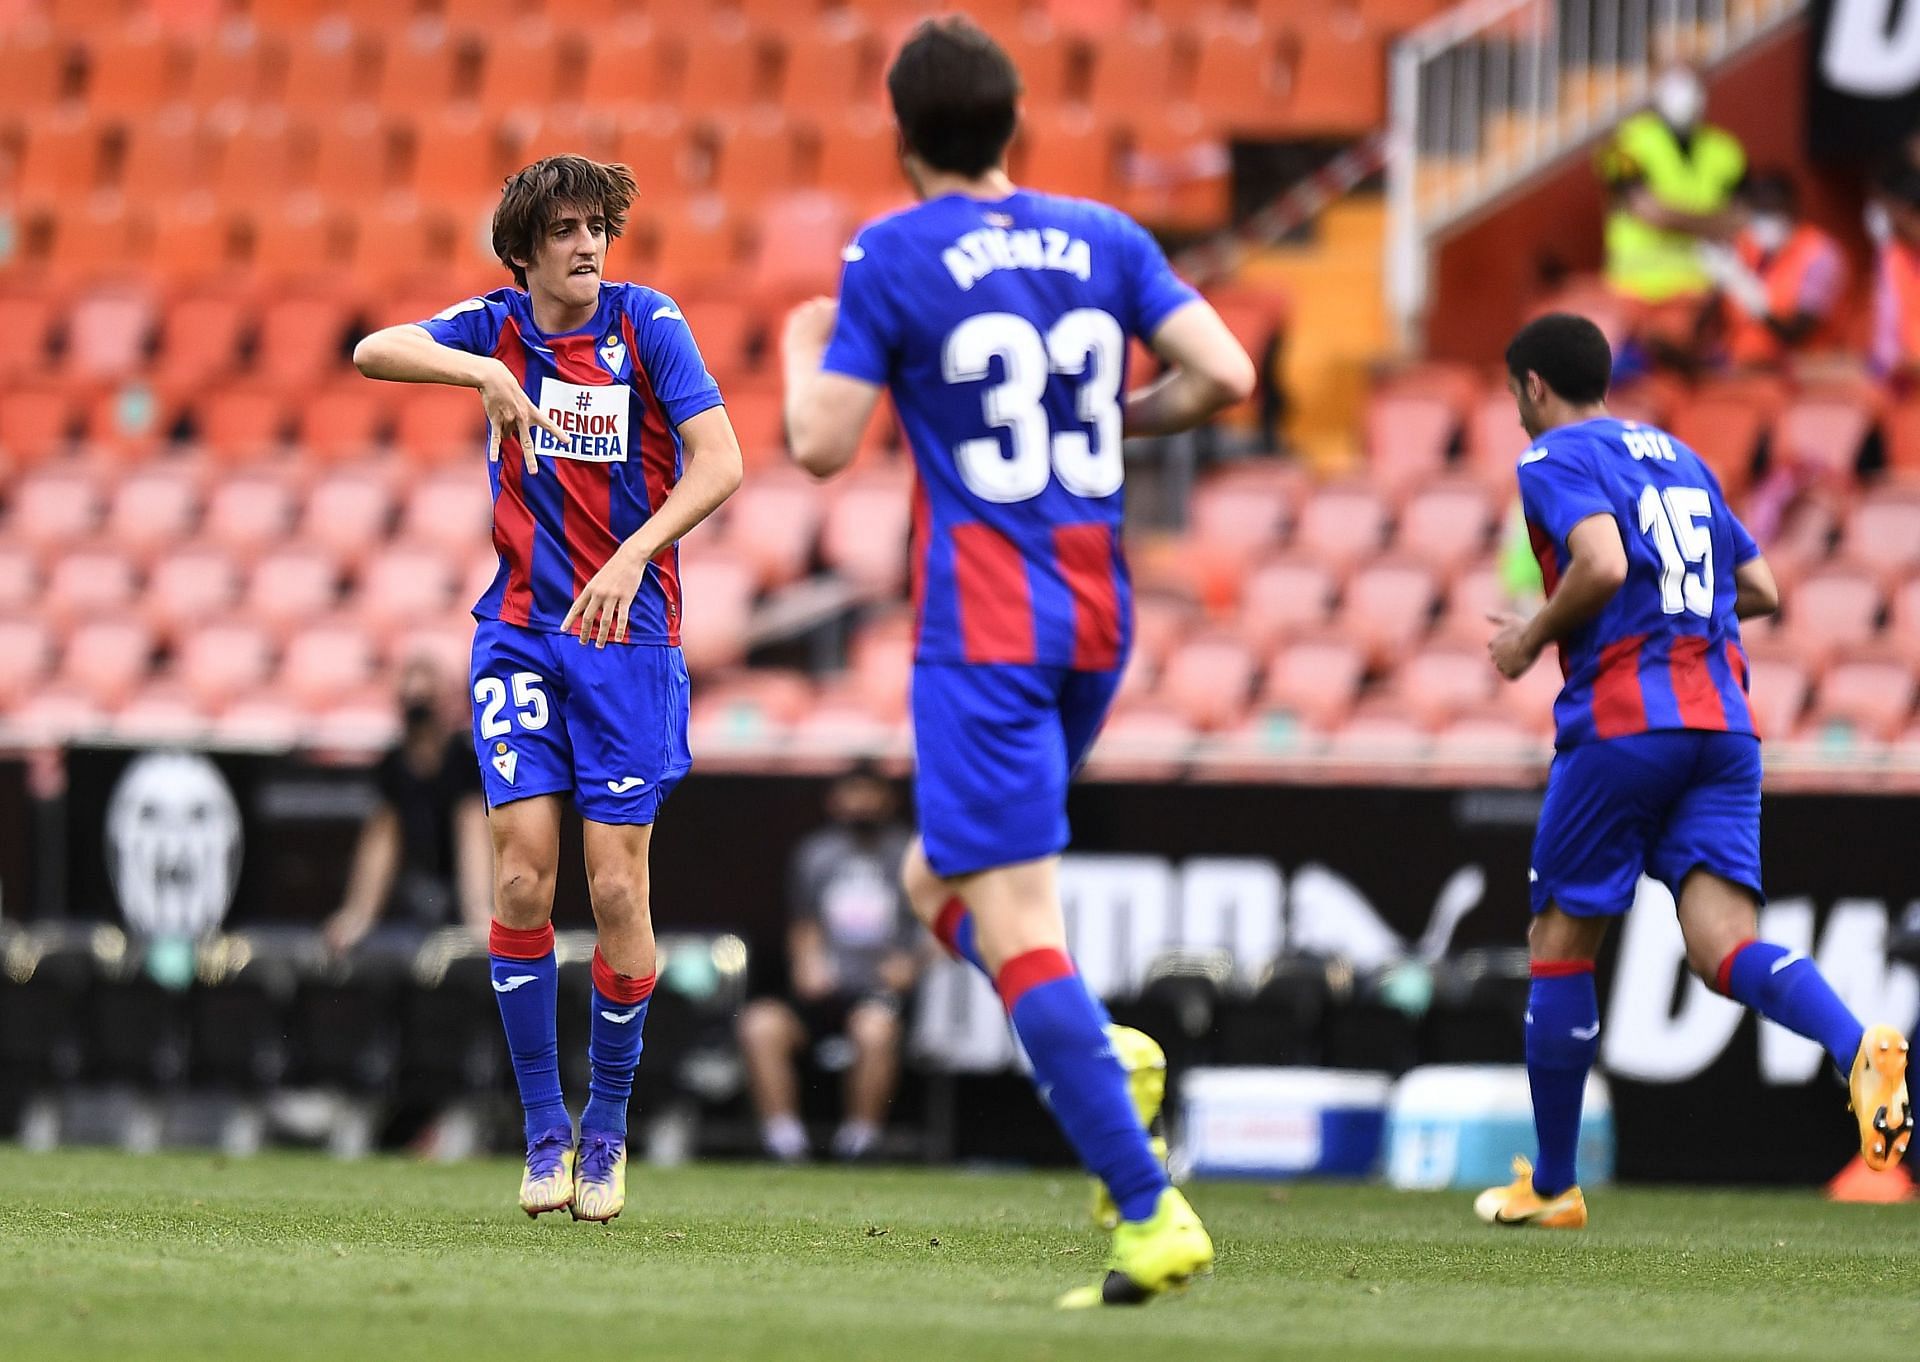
xmin=581 ymin=948 xmax=653 ymax=1138
xmin=934 ymin=898 xmax=1114 ymax=1026
xmin=1717 ymin=939 xmax=1864 ymax=1073
xmin=488 ymin=920 xmax=569 ymax=1144
xmin=1525 ymin=959 xmax=1599 ymax=1198
xmin=998 ymin=947 xmax=1167 ymax=1224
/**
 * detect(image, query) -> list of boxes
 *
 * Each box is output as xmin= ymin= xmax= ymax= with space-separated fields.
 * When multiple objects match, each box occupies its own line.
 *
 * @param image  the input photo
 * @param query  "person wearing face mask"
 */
xmin=1870 ymin=169 xmax=1920 ymax=387
xmin=321 ymin=652 xmax=492 ymax=957
xmin=736 ymin=766 xmax=924 ymax=1163
xmin=1598 ymin=65 xmax=1746 ymax=312
xmin=1701 ymin=173 xmax=1848 ymax=371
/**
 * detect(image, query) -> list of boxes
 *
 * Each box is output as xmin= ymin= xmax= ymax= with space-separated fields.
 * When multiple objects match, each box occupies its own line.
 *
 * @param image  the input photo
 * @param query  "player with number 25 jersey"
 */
xmin=1474 ymin=313 xmax=1907 ymax=1236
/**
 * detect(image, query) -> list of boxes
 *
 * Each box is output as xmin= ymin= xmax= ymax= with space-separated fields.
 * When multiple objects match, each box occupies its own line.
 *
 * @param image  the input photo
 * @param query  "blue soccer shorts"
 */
xmin=468 ymin=619 xmax=691 ymax=825
xmin=1529 ymin=729 xmax=1763 ymax=917
xmin=911 ymin=661 xmax=1124 ymax=878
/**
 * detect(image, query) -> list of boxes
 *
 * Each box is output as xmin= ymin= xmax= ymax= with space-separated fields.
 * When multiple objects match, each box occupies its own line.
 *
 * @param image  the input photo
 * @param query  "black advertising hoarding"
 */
xmin=0 ymin=756 xmax=30 ymax=920
xmin=48 ymin=748 xmax=1920 ymax=1182
xmin=1808 ymin=0 xmax=1920 ymax=162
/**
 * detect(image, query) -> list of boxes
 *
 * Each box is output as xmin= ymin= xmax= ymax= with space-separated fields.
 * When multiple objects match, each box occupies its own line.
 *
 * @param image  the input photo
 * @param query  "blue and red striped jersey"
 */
xmin=821 ymin=189 xmax=1199 ymax=669
xmin=1519 ymin=417 xmax=1760 ymax=748
xmin=416 ymin=282 xmax=723 ymax=645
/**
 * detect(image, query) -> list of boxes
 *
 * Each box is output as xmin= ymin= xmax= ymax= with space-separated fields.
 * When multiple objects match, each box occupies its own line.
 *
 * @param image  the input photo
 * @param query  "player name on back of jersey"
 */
xmin=532 ymin=378 xmax=628 ymax=463
xmin=942 ymin=225 xmax=1093 ymax=291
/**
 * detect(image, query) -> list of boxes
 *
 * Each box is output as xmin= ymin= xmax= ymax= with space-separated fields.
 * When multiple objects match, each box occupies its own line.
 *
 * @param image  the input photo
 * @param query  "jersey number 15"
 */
xmin=942 ymin=309 xmax=1125 ymax=503
xmin=1638 ymin=484 xmax=1714 ymax=618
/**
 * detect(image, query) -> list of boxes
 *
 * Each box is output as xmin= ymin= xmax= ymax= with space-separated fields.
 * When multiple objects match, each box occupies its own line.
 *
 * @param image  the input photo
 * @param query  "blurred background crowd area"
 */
xmin=1 ymin=0 xmax=1919 ymax=782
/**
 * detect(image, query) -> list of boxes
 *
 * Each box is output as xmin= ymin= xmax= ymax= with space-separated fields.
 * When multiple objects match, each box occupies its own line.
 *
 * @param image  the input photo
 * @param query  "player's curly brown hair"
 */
xmin=491 ymin=154 xmax=638 ymax=288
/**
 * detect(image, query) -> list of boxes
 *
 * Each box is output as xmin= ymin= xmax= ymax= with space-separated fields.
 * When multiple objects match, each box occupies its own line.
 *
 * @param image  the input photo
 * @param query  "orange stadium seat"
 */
xmin=780 ymin=20 xmax=877 ymax=117
xmin=144 ymin=546 xmax=242 ymax=637
xmin=1808 ymin=652 xmax=1917 ymax=742
xmin=153 ymin=292 xmax=247 ymax=389
xmin=1282 ymin=11 xmax=1386 ymax=134
xmin=393 ymin=385 xmax=485 ymax=465
xmin=44 ymin=197 xmax=144 ymax=286
xmin=1159 ymin=632 xmax=1259 ymax=730
xmin=1189 ymin=21 xmax=1287 ymax=131
xmin=292 ymin=378 xmax=387 ymax=462
xmin=821 ymin=468 xmax=912 ymax=593
xmin=82 ymin=29 xmax=183 ymax=119
xmin=1365 ymin=391 xmax=1459 ymax=500
xmin=1781 ymin=563 xmax=1883 ymax=669
xmin=210 ymin=113 xmax=306 ymax=204
xmin=710 ymin=115 xmax=802 ymax=208
xmin=1397 ymin=480 xmax=1494 ymax=577
xmin=5 ymin=465 xmax=101 ymax=554
xmin=0 ymin=617 xmax=57 ymax=699
xmin=671 ymin=18 xmax=769 ymax=114
xmin=1293 ymin=482 xmax=1389 ymax=578
xmin=681 ymin=294 xmax=755 ymax=377
xmin=610 ymin=116 xmax=695 ymax=198
xmin=185 ymin=23 xmax=277 ymax=109
xmin=103 ymin=464 xmax=201 ymax=561
xmin=1084 ymin=23 xmax=1177 ymax=119
xmin=1120 ymin=110 xmax=1230 ymax=232
xmin=1841 ymin=485 xmax=1920 ymax=586
xmin=721 ymin=467 xmax=823 ymax=589
xmin=403 ymin=109 xmax=504 ymax=203
xmin=280 ymin=24 xmax=376 ymax=115
xmin=246 ymin=545 xmax=344 ymax=640
xmin=372 ymin=25 xmax=466 ymax=115
xmin=1238 ymin=554 xmax=1336 ymax=651
xmin=1744 ymin=646 xmax=1812 ymax=740
xmin=196 ymin=386 xmax=289 ymax=462
xmin=470 ymin=22 xmax=565 ymax=118
xmin=355 ymin=545 xmax=458 ymax=634
xmin=279 ymin=619 xmax=378 ymax=712
xmin=202 ymin=474 xmax=298 ymax=559
xmin=244 ymin=198 xmax=351 ymax=284
xmin=115 ymin=110 xmax=207 ymax=204
xmin=256 ymin=295 xmax=352 ymax=390
xmin=1393 ymin=641 xmax=1497 ymax=730
xmin=0 ymin=28 xmax=67 ymax=122
xmin=309 ymin=109 xmax=395 ymax=196
xmin=57 ymin=619 xmax=155 ymax=710
xmin=1884 ymin=400 xmax=1920 ymax=476
xmin=148 ymin=198 xmax=240 ymax=282
xmin=177 ymin=620 xmax=275 ymax=711
xmin=395 ymin=471 xmax=495 ymax=557
xmin=1341 ymin=558 xmax=1439 ymax=666
xmin=0 ymin=294 xmax=57 ymax=385
xmin=678 ymin=549 xmax=757 ymax=673
xmin=302 ymin=469 xmax=396 ymax=559
xmin=812 ymin=108 xmax=905 ymax=205
xmin=1261 ymin=634 xmax=1366 ymax=730
xmin=651 ymin=198 xmax=742 ymax=297
xmin=753 ymin=191 xmax=853 ymax=295
xmin=44 ymin=546 xmax=140 ymax=628
xmin=0 ymin=388 xmax=78 ymax=467
xmin=577 ymin=26 xmax=664 ymax=116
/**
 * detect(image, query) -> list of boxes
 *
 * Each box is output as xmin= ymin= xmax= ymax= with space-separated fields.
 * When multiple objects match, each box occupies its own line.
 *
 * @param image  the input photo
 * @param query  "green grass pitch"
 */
xmin=2 ymin=1148 xmax=1917 ymax=1362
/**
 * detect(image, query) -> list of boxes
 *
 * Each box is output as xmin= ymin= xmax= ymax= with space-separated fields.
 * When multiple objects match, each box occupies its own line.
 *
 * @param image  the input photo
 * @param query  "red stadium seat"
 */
xmin=1392 ymin=641 xmax=1497 ymax=730
xmin=1744 ymin=645 xmax=1812 ymax=741
xmin=0 ymin=545 xmax=40 ymax=615
xmin=1187 ymin=468 xmax=1292 ymax=573
xmin=1397 ymin=480 xmax=1494 ymax=577
xmin=83 ymin=28 xmax=183 ymax=117
xmin=395 ymin=471 xmax=495 ymax=557
xmin=297 ymin=381 xmax=390 ymax=464
xmin=721 ymin=467 xmax=823 ymax=589
xmin=208 ymin=110 xmax=305 ymax=202
xmin=245 ymin=197 xmax=351 ymax=285
xmin=58 ymin=619 xmax=156 ymax=709
xmin=116 ymin=108 xmax=206 ymax=202
xmin=848 ymin=615 xmax=914 ymax=723
xmin=678 ymin=549 xmax=757 ymax=673
xmin=1261 ymin=633 xmax=1366 ymax=730
xmin=1840 ymin=485 xmax=1920 ymax=587
xmin=1433 ymin=710 xmax=1543 ymax=761
xmin=103 ymin=464 xmax=202 ymax=561
xmin=1081 ymin=703 xmax=1194 ymax=782
xmin=246 ymin=546 xmax=344 ymax=640
xmin=0 ymin=28 xmax=67 ymax=125
xmin=200 ymin=475 xmax=296 ymax=562
xmin=0 ymin=294 xmax=58 ymax=385
xmin=1773 ymin=394 xmax=1877 ymax=482
xmin=1238 ymin=554 xmax=1336 ymax=651
xmin=1365 ymin=391 xmax=1459 ymax=500
xmin=302 ymin=469 xmax=396 ymax=558
xmin=1885 ymin=400 xmax=1920 ymax=477
xmin=1437 ymin=557 xmax=1506 ymax=639
xmin=144 ymin=546 xmax=242 ymax=637
xmin=44 ymin=197 xmax=144 ymax=288
xmin=1780 ymin=563 xmax=1883 ymax=670
xmin=1293 ymin=482 xmax=1389 ymax=579
xmin=0 ymin=388 xmax=79 ymax=467
xmin=1807 ymin=652 xmax=1917 ymax=743
xmin=0 ymin=618 xmax=58 ymax=697
xmin=751 ymin=191 xmax=853 ymax=296
xmin=1159 ymin=632 xmax=1259 ymax=730
xmin=16 ymin=110 xmax=107 ymax=206
xmin=44 ymin=546 xmax=140 ymax=628
xmin=197 ymin=386 xmax=289 ymax=462
xmin=255 ymin=295 xmax=352 ymax=390
xmin=279 ymin=619 xmax=378 ymax=711
xmin=5 ymin=465 xmax=102 ymax=553
xmin=392 ymin=385 xmax=485 ymax=466
xmin=177 ymin=620 xmax=275 ymax=711
xmin=152 ymin=291 xmax=247 ymax=388
xmin=1329 ymin=703 xmax=1429 ymax=756
xmin=1466 ymin=387 xmax=1528 ymax=490
xmin=1132 ymin=590 xmax=1198 ymax=668
xmin=1340 ymin=558 xmax=1440 ymax=666
xmin=1890 ymin=575 xmax=1920 ymax=667
xmin=820 ymin=469 xmax=912 ymax=593
xmin=354 ymin=544 xmax=458 ymax=633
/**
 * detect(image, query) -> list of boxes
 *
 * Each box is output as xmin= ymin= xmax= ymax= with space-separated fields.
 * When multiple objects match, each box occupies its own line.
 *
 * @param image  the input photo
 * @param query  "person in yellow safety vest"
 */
xmin=1871 ymin=168 xmax=1920 ymax=388
xmin=1598 ymin=66 xmax=1747 ymax=305
xmin=1699 ymin=173 xmax=1848 ymax=371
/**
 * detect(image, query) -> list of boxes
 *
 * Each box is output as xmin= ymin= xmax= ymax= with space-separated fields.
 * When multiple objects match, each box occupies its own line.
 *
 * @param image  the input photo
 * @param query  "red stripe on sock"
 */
xmin=591 ymin=947 xmax=655 ymax=1004
xmin=931 ymin=897 xmax=968 ymax=960
xmin=1530 ymin=958 xmax=1595 ymax=978
xmin=488 ymin=920 xmax=554 ymax=961
xmin=995 ymin=947 xmax=1075 ymax=1011
xmin=1715 ymin=938 xmax=1760 ymax=996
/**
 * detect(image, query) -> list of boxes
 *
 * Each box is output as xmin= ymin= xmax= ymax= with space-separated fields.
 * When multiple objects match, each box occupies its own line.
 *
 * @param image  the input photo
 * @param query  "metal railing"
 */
xmin=1385 ymin=0 xmax=1807 ymax=342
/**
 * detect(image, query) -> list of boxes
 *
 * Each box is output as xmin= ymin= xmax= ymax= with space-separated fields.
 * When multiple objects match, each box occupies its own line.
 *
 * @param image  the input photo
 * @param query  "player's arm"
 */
xmin=322 ymin=804 xmax=401 ymax=957
xmin=351 ymin=323 xmax=564 ymax=474
xmin=1488 ymin=513 xmax=1628 ymax=679
xmin=1123 ymin=300 xmax=1257 ymax=437
xmin=453 ymin=794 xmax=493 ymax=945
xmin=781 ymin=298 xmax=881 ymax=481
xmin=789 ymin=920 xmax=836 ymax=1001
xmin=561 ymin=405 xmax=744 ymax=647
xmin=1733 ymin=551 xmax=1780 ymax=620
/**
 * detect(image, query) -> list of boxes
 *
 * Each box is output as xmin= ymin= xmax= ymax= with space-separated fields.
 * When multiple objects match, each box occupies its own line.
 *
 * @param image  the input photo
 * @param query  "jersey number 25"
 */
xmin=942 ymin=309 xmax=1125 ymax=503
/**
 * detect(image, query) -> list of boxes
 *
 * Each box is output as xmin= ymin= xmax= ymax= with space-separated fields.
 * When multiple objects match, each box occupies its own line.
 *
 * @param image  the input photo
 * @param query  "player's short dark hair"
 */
xmin=886 ymin=17 xmax=1022 ymax=178
xmin=1505 ymin=313 xmax=1613 ymax=405
xmin=492 ymin=154 xmax=637 ymax=288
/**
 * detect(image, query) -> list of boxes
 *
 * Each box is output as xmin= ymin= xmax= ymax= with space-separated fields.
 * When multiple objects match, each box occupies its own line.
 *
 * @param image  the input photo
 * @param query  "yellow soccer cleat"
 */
xmin=1092 ymin=1025 xmax=1169 ymax=1231
xmin=1058 ymin=1187 xmax=1215 ymax=1309
xmin=1849 ymin=1023 xmax=1913 ymax=1172
xmin=570 ymin=1132 xmax=627 ymax=1223
xmin=519 ymin=1127 xmax=576 ymax=1218
xmin=1474 ymin=1156 xmax=1587 ymax=1229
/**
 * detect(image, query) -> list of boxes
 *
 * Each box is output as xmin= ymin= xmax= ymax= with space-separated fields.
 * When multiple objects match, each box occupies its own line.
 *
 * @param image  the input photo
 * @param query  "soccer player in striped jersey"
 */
xmin=781 ymin=19 xmax=1254 ymax=1306
xmin=1476 ymin=313 xmax=1910 ymax=1228
xmin=353 ymin=155 xmax=743 ymax=1222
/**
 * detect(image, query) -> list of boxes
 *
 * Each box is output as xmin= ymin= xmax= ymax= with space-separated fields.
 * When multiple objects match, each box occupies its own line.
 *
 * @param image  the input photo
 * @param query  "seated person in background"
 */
xmin=1871 ymin=168 xmax=1920 ymax=389
xmin=1699 ymin=173 xmax=1848 ymax=371
xmin=737 ymin=767 xmax=922 ymax=1162
xmin=323 ymin=652 xmax=491 ymax=956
